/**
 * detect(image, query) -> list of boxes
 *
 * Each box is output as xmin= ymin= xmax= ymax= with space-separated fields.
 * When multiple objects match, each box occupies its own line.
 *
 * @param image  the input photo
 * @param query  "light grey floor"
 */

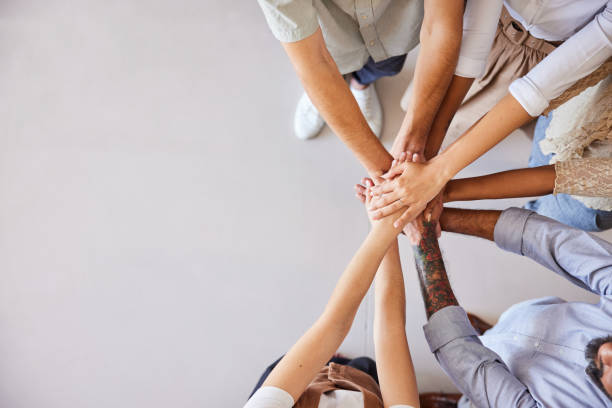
xmin=0 ymin=2 xmax=608 ymax=407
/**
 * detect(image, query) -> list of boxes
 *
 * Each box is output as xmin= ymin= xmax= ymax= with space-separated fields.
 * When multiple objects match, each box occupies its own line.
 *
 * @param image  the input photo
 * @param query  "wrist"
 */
xmin=369 ymin=221 xmax=401 ymax=246
xmin=428 ymin=155 xmax=453 ymax=186
xmin=399 ymin=109 xmax=428 ymax=138
xmin=442 ymin=180 xmax=455 ymax=203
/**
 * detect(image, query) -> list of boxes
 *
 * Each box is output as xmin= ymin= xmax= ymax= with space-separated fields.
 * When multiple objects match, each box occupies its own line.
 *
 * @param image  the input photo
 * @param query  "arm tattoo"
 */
xmin=412 ymin=221 xmax=459 ymax=318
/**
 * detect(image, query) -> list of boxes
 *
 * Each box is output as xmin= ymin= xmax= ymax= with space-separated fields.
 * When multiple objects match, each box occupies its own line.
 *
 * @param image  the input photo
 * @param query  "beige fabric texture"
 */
xmin=432 ymin=12 xmax=554 ymax=143
xmin=555 ymin=158 xmax=612 ymax=198
xmin=546 ymin=76 xmax=612 ymax=210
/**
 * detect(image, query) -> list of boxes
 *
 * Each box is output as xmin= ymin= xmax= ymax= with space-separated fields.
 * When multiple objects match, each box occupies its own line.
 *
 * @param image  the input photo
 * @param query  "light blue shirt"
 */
xmin=423 ymin=208 xmax=612 ymax=407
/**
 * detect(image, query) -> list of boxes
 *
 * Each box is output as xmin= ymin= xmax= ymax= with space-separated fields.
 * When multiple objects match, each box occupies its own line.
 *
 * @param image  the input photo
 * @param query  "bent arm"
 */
xmin=510 ymin=3 xmax=612 ymax=116
xmin=424 ymin=307 xmax=538 ymax=407
xmin=374 ymin=240 xmax=419 ymax=408
xmin=282 ymin=28 xmax=392 ymax=176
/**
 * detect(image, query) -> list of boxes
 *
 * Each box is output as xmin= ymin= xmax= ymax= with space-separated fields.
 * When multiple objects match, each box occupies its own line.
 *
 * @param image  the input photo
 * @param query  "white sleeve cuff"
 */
xmin=509 ymin=77 xmax=549 ymax=117
xmin=455 ymin=55 xmax=486 ymax=78
xmin=455 ymin=0 xmax=503 ymax=78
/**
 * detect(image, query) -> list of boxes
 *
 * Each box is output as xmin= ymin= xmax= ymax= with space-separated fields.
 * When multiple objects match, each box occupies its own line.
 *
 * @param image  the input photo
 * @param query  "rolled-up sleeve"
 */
xmin=456 ymin=0 xmax=503 ymax=78
xmin=509 ymin=2 xmax=612 ymax=116
xmin=424 ymin=306 xmax=537 ymax=407
xmin=494 ymin=207 xmax=612 ymax=297
xmin=257 ymin=0 xmax=320 ymax=43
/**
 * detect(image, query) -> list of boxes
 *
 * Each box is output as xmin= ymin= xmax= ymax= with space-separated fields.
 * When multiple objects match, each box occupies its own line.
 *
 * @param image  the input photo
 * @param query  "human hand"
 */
xmin=386 ymin=154 xmax=443 ymax=244
xmin=354 ymin=177 xmax=409 ymax=231
xmin=402 ymin=191 xmax=444 ymax=244
xmin=390 ymin=133 xmax=427 ymax=162
xmin=367 ymin=156 xmax=448 ymax=228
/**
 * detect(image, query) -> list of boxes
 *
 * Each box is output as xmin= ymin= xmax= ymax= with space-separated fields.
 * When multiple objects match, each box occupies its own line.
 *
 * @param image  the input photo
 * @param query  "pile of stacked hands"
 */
xmin=245 ymin=1 xmax=612 ymax=407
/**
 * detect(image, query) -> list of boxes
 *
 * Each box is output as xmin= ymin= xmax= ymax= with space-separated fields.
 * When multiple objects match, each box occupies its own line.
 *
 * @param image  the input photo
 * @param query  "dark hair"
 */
xmin=585 ymin=335 xmax=612 ymax=401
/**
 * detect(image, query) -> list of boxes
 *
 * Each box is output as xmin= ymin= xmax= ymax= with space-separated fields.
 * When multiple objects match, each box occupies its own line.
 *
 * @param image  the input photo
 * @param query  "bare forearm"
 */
xmin=439 ymin=207 xmax=501 ymax=241
xmin=374 ymin=241 xmax=419 ymax=408
xmin=374 ymin=240 xmax=406 ymax=330
xmin=445 ymin=165 xmax=555 ymax=202
xmin=283 ymin=29 xmax=392 ymax=176
xmin=432 ymin=94 xmax=533 ymax=181
xmin=263 ymin=223 xmax=399 ymax=398
xmin=398 ymin=3 xmax=464 ymax=145
xmin=412 ymin=221 xmax=458 ymax=318
xmin=323 ymin=225 xmax=399 ymax=326
xmin=424 ymin=75 xmax=474 ymax=159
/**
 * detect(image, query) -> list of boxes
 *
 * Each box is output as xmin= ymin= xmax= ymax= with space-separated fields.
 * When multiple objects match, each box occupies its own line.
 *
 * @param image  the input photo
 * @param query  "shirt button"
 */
xmin=369 ymin=40 xmax=375 ymax=46
xmin=361 ymin=14 xmax=367 ymax=19
xmin=534 ymin=342 xmax=540 ymax=347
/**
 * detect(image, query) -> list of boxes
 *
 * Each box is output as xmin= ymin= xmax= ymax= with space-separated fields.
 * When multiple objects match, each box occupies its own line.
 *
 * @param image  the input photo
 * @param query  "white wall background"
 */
xmin=0 ymin=2 xmax=608 ymax=407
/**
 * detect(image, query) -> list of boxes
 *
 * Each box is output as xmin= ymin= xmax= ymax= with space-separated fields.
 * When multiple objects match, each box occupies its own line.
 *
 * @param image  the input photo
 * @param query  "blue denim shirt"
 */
xmin=423 ymin=208 xmax=612 ymax=407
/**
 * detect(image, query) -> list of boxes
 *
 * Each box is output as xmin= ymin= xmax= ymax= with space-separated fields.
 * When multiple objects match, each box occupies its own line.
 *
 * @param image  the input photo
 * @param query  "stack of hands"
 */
xmin=355 ymin=151 xmax=445 ymax=244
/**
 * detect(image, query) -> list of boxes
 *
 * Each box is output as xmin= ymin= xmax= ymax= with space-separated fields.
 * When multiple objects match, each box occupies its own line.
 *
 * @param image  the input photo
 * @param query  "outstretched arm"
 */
xmin=393 ymin=0 xmax=502 ymax=160
xmin=282 ymin=28 xmax=392 ymax=177
xmin=439 ymin=207 xmax=612 ymax=297
xmin=411 ymin=219 xmax=538 ymax=407
xmin=374 ymin=240 xmax=419 ymax=408
xmin=412 ymin=221 xmax=459 ymax=318
xmin=444 ymin=165 xmax=555 ymax=202
xmin=255 ymin=195 xmax=405 ymax=403
xmin=391 ymin=0 xmax=464 ymax=159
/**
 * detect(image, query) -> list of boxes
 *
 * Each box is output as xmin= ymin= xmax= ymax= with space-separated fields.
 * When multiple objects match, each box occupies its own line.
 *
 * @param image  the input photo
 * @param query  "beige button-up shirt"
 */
xmin=257 ymin=0 xmax=424 ymax=74
xmin=258 ymin=0 xmax=503 ymax=78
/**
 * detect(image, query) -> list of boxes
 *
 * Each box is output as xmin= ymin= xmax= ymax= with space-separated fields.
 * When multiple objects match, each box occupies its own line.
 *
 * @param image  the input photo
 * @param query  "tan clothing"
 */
xmin=257 ymin=0 xmax=423 ymax=74
xmin=424 ymin=6 xmax=611 ymax=144
xmin=546 ymin=76 xmax=612 ymax=210
xmin=555 ymin=158 xmax=612 ymax=199
xmin=295 ymin=363 xmax=383 ymax=408
xmin=442 ymin=7 xmax=557 ymax=143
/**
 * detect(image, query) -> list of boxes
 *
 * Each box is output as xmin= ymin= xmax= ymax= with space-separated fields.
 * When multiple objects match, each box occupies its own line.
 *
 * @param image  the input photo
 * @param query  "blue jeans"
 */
xmin=524 ymin=114 xmax=612 ymax=231
xmin=352 ymin=54 xmax=407 ymax=85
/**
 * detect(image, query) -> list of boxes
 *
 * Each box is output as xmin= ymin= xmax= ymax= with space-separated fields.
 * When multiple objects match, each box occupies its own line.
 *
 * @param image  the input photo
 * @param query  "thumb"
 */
xmin=372 ymin=175 xmax=385 ymax=185
xmin=382 ymin=164 xmax=405 ymax=180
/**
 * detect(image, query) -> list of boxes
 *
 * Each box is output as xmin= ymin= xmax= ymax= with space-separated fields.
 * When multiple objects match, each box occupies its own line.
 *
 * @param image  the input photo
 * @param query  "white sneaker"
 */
xmin=351 ymin=82 xmax=383 ymax=138
xmin=294 ymin=92 xmax=325 ymax=140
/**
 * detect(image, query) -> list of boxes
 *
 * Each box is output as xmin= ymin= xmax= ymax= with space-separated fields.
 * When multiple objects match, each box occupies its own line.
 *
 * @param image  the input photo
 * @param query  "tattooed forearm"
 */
xmin=412 ymin=221 xmax=458 ymax=318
